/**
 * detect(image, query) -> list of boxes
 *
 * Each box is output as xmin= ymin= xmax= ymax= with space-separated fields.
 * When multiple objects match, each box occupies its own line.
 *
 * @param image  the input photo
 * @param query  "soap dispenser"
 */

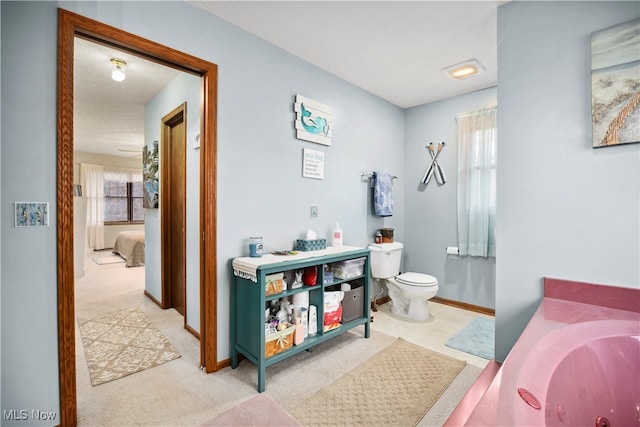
xmin=332 ymin=222 xmax=343 ymax=246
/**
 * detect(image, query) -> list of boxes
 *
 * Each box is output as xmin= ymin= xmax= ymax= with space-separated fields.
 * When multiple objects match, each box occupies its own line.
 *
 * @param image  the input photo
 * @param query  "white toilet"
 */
xmin=368 ymin=242 xmax=438 ymax=322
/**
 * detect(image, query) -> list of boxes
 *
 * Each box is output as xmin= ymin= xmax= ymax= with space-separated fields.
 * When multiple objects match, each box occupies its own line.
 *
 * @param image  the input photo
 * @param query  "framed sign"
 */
xmin=303 ymin=148 xmax=325 ymax=180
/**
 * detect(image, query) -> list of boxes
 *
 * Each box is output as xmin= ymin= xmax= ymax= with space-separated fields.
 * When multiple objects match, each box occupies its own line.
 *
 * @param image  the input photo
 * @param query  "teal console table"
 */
xmin=230 ymin=246 xmax=371 ymax=392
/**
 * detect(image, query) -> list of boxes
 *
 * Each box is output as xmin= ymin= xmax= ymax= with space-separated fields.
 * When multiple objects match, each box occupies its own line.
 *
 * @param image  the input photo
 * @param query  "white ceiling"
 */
xmin=74 ymin=38 xmax=180 ymax=158
xmin=189 ymin=0 xmax=500 ymax=108
xmin=74 ymin=1 xmax=501 ymax=158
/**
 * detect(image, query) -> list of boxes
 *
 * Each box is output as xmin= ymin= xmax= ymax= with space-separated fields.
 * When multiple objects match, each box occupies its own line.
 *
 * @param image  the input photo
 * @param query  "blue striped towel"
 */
xmin=372 ymin=172 xmax=393 ymax=217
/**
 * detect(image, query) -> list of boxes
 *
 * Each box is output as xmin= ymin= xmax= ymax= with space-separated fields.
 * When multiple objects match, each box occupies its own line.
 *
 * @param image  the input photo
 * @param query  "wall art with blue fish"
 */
xmin=294 ymin=94 xmax=333 ymax=146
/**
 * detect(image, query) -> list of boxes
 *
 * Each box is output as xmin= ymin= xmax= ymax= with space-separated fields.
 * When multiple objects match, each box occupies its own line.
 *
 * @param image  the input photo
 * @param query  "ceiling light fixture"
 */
xmin=110 ymin=58 xmax=127 ymax=82
xmin=442 ymin=59 xmax=485 ymax=80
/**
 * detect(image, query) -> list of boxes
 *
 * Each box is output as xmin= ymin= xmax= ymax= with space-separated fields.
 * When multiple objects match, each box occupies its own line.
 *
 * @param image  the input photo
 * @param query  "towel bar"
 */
xmin=360 ymin=172 xmax=398 ymax=179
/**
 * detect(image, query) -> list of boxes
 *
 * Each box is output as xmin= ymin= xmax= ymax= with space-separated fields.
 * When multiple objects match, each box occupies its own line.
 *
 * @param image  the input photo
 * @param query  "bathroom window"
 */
xmin=456 ymin=106 xmax=497 ymax=257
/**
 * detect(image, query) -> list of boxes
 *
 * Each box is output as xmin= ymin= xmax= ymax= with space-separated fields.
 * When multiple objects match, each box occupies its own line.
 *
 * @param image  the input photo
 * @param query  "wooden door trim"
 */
xmin=161 ymin=103 xmax=187 ymax=321
xmin=57 ymin=9 xmax=218 ymax=426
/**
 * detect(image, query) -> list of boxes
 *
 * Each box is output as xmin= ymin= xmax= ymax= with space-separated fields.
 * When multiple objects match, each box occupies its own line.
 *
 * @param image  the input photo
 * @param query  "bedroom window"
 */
xmin=104 ymin=168 xmax=144 ymax=224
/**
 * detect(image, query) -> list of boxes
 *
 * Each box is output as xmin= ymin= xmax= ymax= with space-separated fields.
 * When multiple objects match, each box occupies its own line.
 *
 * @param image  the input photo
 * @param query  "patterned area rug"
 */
xmin=445 ymin=317 xmax=495 ymax=359
xmin=290 ymin=338 xmax=465 ymax=426
xmin=78 ymin=307 xmax=181 ymax=386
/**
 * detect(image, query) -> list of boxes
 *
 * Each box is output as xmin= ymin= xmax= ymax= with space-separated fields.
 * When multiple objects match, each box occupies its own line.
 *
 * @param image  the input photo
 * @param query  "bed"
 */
xmin=112 ymin=231 xmax=145 ymax=267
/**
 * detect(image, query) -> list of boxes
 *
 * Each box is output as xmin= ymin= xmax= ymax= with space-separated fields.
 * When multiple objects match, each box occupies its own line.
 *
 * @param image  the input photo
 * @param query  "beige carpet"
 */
xmin=78 ymin=307 xmax=181 ymax=386
xmin=289 ymin=338 xmax=466 ymax=426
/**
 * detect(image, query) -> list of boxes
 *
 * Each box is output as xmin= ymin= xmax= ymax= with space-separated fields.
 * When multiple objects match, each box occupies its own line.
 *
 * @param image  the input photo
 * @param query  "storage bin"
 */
xmin=265 ymin=273 xmax=284 ymax=296
xmin=331 ymin=257 xmax=366 ymax=279
xmin=341 ymin=284 xmax=364 ymax=323
xmin=295 ymin=238 xmax=327 ymax=251
xmin=265 ymin=324 xmax=295 ymax=358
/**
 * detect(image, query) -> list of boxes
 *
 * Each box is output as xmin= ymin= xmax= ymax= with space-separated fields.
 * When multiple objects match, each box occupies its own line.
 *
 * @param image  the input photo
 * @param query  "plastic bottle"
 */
xmin=332 ymin=222 xmax=343 ymax=246
xmin=293 ymin=316 xmax=304 ymax=345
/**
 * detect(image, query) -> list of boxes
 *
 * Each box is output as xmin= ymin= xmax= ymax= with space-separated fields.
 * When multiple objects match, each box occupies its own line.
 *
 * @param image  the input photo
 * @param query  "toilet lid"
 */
xmin=396 ymin=272 xmax=438 ymax=287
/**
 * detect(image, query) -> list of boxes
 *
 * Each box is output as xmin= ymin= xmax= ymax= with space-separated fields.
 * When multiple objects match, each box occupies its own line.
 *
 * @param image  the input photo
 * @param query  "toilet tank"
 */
xmin=368 ymin=242 xmax=403 ymax=279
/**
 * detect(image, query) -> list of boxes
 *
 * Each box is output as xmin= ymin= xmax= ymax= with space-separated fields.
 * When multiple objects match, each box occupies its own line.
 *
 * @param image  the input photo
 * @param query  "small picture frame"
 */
xmin=15 ymin=202 xmax=49 ymax=227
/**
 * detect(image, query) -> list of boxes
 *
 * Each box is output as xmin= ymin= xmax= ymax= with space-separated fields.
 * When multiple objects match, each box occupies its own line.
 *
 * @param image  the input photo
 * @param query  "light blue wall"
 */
xmin=144 ymin=72 xmax=201 ymax=332
xmin=404 ymin=87 xmax=497 ymax=309
xmin=0 ymin=1 xmax=404 ymax=422
xmin=495 ymin=1 xmax=640 ymax=362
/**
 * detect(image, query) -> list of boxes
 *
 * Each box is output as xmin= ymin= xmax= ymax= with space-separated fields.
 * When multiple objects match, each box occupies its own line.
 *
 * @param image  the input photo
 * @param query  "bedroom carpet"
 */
xmin=445 ymin=317 xmax=495 ymax=360
xmin=289 ymin=338 xmax=466 ymax=426
xmin=78 ymin=307 xmax=181 ymax=386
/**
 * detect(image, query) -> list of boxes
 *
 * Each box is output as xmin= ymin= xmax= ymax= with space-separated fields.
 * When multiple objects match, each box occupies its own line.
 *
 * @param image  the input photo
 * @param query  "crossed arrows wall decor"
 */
xmin=421 ymin=141 xmax=446 ymax=185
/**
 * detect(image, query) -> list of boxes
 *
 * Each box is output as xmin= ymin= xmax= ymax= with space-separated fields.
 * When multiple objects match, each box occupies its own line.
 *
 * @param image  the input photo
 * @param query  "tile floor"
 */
xmin=371 ymin=300 xmax=492 ymax=369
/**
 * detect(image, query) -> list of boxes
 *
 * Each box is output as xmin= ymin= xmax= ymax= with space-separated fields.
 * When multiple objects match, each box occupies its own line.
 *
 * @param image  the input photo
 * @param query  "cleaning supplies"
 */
xmin=332 ymin=222 xmax=343 ymax=246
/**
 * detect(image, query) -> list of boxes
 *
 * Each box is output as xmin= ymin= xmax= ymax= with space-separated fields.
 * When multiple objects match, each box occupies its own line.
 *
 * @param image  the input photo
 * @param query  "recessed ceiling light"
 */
xmin=442 ymin=59 xmax=485 ymax=80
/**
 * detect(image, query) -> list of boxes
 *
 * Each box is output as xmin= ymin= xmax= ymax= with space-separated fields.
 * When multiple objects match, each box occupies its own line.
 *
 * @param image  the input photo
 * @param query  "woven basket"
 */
xmin=265 ymin=279 xmax=284 ymax=296
xmin=265 ymin=324 xmax=295 ymax=358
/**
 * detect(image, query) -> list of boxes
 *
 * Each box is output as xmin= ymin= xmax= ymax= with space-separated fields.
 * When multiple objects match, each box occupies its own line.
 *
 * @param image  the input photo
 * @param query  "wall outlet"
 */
xmin=309 ymin=205 xmax=319 ymax=218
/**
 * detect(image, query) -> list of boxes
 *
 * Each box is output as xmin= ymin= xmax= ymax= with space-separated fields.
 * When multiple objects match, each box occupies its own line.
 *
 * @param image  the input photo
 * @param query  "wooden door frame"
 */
xmin=161 ymin=103 xmax=187 ymax=319
xmin=57 ymin=9 xmax=218 ymax=426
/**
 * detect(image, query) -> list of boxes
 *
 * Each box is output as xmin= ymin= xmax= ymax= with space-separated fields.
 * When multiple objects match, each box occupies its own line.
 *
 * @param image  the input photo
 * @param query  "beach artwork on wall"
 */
xmin=591 ymin=18 xmax=640 ymax=148
xmin=143 ymin=141 xmax=159 ymax=208
xmin=294 ymin=94 xmax=333 ymax=146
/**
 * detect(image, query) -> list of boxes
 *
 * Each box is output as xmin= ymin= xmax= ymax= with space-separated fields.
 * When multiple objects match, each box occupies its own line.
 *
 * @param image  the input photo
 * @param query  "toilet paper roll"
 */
xmin=292 ymin=291 xmax=309 ymax=310
xmin=340 ymin=283 xmax=352 ymax=292
xmin=446 ymin=246 xmax=459 ymax=255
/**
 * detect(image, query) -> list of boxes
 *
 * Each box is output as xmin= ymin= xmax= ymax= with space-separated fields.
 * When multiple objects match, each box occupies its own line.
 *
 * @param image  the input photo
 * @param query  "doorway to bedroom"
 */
xmin=57 ymin=9 xmax=218 ymax=426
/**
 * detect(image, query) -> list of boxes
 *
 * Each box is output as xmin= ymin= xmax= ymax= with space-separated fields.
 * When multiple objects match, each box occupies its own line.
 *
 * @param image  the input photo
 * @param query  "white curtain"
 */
xmin=80 ymin=163 xmax=105 ymax=250
xmin=457 ymin=106 xmax=497 ymax=258
xmin=103 ymin=166 xmax=142 ymax=184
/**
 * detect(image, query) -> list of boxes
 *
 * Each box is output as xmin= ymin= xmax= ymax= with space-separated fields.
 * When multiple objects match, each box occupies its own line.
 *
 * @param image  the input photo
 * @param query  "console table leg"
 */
xmin=258 ymin=365 xmax=266 ymax=392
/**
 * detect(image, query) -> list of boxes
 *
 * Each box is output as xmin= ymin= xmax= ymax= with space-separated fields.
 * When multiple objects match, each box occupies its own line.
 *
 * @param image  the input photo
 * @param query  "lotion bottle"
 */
xmin=332 ymin=222 xmax=343 ymax=246
xmin=293 ymin=316 xmax=304 ymax=345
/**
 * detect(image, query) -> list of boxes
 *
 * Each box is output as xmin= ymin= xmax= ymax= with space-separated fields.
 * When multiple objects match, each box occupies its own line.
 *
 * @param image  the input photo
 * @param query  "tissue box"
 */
xmin=295 ymin=239 xmax=326 ymax=251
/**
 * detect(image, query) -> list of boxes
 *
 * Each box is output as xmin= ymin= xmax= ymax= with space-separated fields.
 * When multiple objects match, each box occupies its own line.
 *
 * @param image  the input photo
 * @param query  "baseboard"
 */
xmin=144 ymin=290 xmax=164 ymax=308
xmin=374 ymin=295 xmax=494 ymax=317
xmin=185 ymin=323 xmax=201 ymax=340
xmin=430 ymin=296 xmax=495 ymax=316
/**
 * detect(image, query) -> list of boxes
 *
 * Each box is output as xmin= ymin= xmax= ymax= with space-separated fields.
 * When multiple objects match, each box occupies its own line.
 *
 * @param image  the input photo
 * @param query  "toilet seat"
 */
xmin=395 ymin=272 xmax=438 ymax=287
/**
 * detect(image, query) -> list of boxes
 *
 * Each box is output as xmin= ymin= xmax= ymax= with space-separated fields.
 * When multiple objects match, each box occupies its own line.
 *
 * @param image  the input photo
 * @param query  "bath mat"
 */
xmin=289 ymin=338 xmax=465 ymax=426
xmin=92 ymin=255 xmax=126 ymax=265
xmin=445 ymin=317 xmax=495 ymax=359
xmin=78 ymin=307 xmax=181 ymax=386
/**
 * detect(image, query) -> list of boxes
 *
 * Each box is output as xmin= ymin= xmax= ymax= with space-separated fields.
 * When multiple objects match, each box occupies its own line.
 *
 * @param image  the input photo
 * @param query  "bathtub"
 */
xmin=512 ymin=320 xmax=640 ymax=426
xmin=458 ymin=278 xmax=640 ymax=427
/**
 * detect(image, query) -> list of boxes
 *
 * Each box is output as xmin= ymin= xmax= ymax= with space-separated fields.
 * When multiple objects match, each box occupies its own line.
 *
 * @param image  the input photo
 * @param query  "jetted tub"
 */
xmin=458 ymin=278 xmax=640 ymax=427
xmin=511 ymin=320 xmax=640 ymax=426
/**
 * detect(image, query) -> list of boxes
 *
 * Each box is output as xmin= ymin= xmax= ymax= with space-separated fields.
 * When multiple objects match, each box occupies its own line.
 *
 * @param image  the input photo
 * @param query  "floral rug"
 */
xmin=78 ymin=307 xmax=181 ymax=386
